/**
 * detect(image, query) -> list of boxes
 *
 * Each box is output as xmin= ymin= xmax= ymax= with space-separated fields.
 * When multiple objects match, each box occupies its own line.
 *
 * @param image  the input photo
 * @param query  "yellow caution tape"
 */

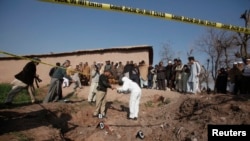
xmin=0 ymin=50 xmax=89 ymax=76
xmin=0 ymin=50 xmax=54 ymax=67
xmin=0 ymin=50 xmax=100 ymax=79
xmin=39 ymin=0 xmax=250 ymax=34
xmin=0 ymin=51 xmax=84 ymax=77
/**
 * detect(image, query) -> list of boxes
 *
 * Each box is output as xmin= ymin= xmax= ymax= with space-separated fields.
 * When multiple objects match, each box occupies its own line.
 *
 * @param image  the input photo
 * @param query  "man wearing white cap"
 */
xmin=165 ymin=60 xmax=173 ymax=90
xmin=237 ymin=61 xmax=244 ymax=71
xmin=228 ymin=62 xmax=241 ymax=94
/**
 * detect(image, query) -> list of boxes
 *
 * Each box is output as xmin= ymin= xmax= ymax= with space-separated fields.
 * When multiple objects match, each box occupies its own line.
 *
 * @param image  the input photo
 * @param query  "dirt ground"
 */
xmin=0 ymin=84 xmax=250 ymax=141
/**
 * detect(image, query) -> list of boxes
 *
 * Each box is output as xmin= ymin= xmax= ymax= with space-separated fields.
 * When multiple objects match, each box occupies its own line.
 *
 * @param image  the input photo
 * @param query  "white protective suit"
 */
xmin=117 ymin=77 xmax=142 ymax=119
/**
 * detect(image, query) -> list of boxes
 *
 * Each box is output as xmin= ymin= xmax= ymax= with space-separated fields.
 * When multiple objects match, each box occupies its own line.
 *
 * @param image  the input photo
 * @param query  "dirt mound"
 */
xmin=0 ymin=85 xmax=250 ymax=141
xmin=173 ymin=94 xmax=250 ymax=141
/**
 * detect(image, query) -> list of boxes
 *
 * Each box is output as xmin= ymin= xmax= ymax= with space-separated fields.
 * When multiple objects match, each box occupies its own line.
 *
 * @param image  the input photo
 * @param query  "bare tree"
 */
xmin=187 ymin=48 xmax=194 ymax=57
xmin=216 ymin=32 xmax=237 ymax=68
xmin=159 ymin=42 xmax=174 ymax=64
xmin=234 ymin=10 xmax=250 ymax=62
xmin=198 ymin=59 xmax=211 ymax=92
xmin=195 ymin=29 xmax=236 ymax=90
xmin=196 ymin=29 xmax=220 ymax=81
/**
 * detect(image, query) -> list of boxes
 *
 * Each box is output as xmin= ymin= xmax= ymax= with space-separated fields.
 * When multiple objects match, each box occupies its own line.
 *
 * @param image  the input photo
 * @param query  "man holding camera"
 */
xmin=4 ymin=57 xmax=41 ymax=105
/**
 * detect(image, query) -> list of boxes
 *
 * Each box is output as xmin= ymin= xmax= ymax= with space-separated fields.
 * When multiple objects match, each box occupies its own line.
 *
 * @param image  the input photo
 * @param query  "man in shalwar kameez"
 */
xmin=43 ymin=60 xmax=73 ymax=103
xmin=117 ymin=76 xmax=142 ymax=120
xmin=187 ymin=56 xmax=201 ymax=94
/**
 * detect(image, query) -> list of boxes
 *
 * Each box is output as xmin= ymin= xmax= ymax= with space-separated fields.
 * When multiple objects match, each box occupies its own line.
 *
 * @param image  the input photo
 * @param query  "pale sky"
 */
xmin=0 ymin=0 xmax=249 ymax=65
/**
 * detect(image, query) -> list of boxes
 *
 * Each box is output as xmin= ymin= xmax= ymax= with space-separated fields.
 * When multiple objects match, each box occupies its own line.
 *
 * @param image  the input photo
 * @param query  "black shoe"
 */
xmin=127 ymin=117 xmax=137 ymax=120
xmin=88 ymin=101 xmax=95 ymax=105
xmin=127 ymin=117 xmax=132 ymax=120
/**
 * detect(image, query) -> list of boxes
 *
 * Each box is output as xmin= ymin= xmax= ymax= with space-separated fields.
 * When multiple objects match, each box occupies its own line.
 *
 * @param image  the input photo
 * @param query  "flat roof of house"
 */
xmin=0 ymin=45 xmax=153 ymax=64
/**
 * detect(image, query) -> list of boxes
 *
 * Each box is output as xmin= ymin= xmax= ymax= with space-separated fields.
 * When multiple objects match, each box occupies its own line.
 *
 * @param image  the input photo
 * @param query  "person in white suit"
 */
xmin=117 ymin=76 xmax=142 ymax=120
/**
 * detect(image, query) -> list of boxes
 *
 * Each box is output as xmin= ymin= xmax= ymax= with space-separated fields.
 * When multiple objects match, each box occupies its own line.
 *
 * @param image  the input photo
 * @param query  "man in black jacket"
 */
xmin=157 ymin=61 xmax=166 ymax=90
xmin=4 ymin=57 xmax=41 ymax=105
xmin=93 ymin=70 xmax=115 ymax=118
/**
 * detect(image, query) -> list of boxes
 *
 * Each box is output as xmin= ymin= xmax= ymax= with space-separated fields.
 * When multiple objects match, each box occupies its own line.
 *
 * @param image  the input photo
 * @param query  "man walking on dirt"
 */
xmin=43 ymin=60 xmax=73 ymax=103
xmin=4 ymin=57 xmax=41 ymax=105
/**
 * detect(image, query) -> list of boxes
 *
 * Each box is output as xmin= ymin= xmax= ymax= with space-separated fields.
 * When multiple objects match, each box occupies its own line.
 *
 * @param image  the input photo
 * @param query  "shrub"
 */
xmin=0 ymin=83 xmax=31 ymax=104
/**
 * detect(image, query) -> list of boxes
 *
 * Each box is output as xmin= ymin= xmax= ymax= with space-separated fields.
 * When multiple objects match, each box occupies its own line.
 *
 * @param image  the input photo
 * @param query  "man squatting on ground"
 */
xmin=4 ymin=57 xmax=41 ymax=105
xmin=93 ymin=70 xmax=115 ymax=118
xmin=43 ymin=60 xmax=74 ymax=103
xmin=117 ymin=76 xmax=142 ymax=120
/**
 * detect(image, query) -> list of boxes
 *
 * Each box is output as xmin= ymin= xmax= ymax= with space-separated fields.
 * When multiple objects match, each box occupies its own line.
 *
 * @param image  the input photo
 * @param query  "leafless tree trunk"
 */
xmin=159 ymin=42 xmax=174 ymax=64
xmin=195 ymin=29 xmax=236 ymax=90
xmin=235 ymin=10 xmax=250 ymax=61
xmin=235 ymin=33 xmax=250 ymax=61
xmin=216 ymin=33 xmax=236 ymax=68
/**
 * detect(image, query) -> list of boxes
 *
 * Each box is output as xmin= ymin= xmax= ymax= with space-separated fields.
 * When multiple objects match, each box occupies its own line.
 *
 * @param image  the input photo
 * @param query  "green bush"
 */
xmin=0 ymin=83 xmax=31 ymax=104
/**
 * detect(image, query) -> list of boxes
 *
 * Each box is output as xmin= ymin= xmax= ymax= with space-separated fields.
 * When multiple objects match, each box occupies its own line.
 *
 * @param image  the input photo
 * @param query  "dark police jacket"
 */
xmin=15 ymin=61 xmax=37 ymax=85
xmin=97 ymin=74 xmax=111 ymax=92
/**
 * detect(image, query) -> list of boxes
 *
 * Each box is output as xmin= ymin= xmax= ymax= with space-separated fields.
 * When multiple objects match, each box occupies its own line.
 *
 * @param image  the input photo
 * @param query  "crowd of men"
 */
xmin=3 ymin=56 xmax=250 ymax=120
xmin=4 ymin=56 xmax=250 ymax=105
xmin=55 ymin=56 xmax=201 ymax=95
xmin=215 ymin=59 xmax=250 ymax=95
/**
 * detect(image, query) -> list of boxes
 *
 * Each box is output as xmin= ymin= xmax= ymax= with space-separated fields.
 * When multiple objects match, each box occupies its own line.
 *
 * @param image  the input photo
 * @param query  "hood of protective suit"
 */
xmin=118 ymin=76 xmax=141 ymax=93
xmin=122 ymin=76 xmax=130 ymax=82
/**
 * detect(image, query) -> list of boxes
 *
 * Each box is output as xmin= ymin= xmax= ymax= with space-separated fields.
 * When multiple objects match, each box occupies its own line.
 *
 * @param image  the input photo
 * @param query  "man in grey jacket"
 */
xmin=43 ymin=60 xmax=73 ymax=103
